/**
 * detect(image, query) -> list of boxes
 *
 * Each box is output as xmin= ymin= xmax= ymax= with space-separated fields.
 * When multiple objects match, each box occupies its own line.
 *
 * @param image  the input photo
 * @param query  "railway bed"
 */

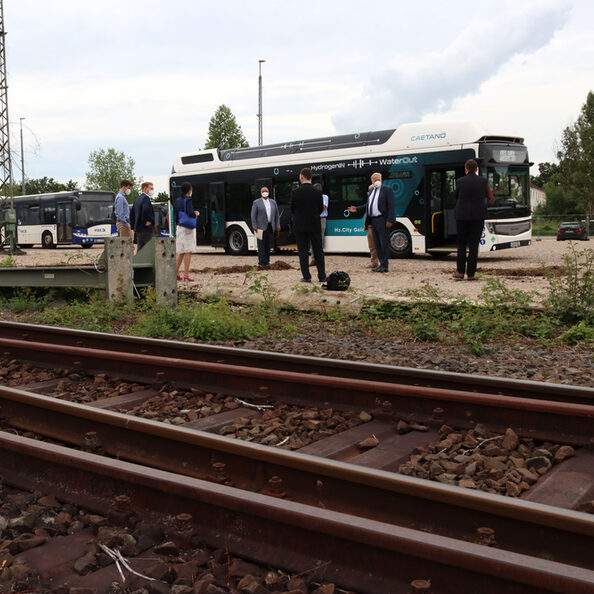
xmin=1 ymin=325 xmax=594 ymax=591
xmin=1 ymin=432 xmax=593 ymax=594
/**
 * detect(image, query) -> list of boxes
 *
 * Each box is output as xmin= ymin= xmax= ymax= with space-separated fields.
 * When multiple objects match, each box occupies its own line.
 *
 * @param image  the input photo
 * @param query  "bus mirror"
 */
xmin=73 ymin=198 xmax=82 ymax=211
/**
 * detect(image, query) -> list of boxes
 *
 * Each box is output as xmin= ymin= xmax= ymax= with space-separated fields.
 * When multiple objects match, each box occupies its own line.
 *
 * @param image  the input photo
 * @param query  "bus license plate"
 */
xmin=510 ymin=241 xmax=520 ymax=248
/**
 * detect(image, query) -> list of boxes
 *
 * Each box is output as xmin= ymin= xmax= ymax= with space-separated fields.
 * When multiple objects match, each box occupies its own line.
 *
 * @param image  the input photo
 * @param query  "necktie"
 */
xmin=368 ymin=188 xmax=378 ymax=216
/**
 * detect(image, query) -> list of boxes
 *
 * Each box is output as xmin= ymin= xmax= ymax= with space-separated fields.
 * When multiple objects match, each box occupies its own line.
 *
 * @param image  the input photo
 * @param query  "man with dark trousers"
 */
xmin=131 ymin=181 xmax=155 ymax=252
xmin=453 ymin=159 xmax=494 ymax=280
xmin=348 ymin=172 xmax=395 ymax=272
xmin=291 ymin=167 xmax=326 ymax=282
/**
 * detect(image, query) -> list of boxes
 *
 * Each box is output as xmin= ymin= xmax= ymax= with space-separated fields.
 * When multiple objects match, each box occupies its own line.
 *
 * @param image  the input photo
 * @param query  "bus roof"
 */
xmin=172 ymin=121 xmax=525 ymax=175
xmin=8 ymin=190 xmax=114 ymax=202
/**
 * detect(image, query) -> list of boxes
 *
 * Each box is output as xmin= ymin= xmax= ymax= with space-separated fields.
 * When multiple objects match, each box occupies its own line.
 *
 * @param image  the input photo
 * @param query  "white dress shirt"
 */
xmin=368 ymin=187 xmax=381 ymax=217
xmin=263 ymin=197 xmax=272 ymax=223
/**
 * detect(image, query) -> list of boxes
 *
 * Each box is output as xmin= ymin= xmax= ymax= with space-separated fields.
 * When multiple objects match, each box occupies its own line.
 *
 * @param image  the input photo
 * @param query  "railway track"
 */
xmin=0 ymin=323 xmax=593 ymax=591
xmin=1 ymin=320 xmax=593 ymax=404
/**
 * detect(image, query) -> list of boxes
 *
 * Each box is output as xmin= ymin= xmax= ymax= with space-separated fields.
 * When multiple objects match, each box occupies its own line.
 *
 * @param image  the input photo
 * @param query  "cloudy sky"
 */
xmin=5 ymin=0 xmax=594 ymax=192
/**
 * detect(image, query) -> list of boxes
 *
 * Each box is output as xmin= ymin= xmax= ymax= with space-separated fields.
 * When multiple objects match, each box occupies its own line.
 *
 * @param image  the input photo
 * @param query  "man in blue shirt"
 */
xmin=114 ymin=180 xmax=132 ymax=237
xmin=131 ymin=181 xmax=155 ymax=251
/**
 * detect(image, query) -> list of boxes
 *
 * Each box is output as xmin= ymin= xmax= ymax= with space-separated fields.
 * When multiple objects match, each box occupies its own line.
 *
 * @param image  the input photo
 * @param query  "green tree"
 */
xmin=204 ymin=104 xmax=249 ymax=149
xmin=13 ymin=177 xmax=79 ymax=195
xmin=555 ymin=91 xmax=594 ymax=214
xmin=531 ymin=162 xmax=560 ymax=188
xmin=154 ymin=191 xmax=170 ymax=203
xmin=85 ymin=148 xmax=137 ymax=194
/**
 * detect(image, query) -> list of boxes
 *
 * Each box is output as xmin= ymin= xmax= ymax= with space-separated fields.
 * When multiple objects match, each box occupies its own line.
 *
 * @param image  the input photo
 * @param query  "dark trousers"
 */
xmin=370 ymin=216 xmax=390 ymax=270
xmin=257 ymin=223 xmax=273 ymax=265
xmin=135 ymin=229 xmax=153 ymax=252
xmin=456 ymin=219 xmax=484 ymax=277
xmin=295 ymin=230 xmax=325 ymax=281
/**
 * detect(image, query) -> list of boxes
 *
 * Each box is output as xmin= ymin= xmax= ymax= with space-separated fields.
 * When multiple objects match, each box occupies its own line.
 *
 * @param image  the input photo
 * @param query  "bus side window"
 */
xmin=42 ymin=206 xmax=56 ymax=224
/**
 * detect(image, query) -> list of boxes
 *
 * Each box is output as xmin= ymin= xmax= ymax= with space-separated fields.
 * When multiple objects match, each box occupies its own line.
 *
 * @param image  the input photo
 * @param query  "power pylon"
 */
xmin=0 ymin=0 xmax=16 ymax=252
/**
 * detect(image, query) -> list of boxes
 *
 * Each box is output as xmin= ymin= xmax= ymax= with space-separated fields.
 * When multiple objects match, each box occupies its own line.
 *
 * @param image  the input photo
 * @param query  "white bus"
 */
xmin=169 ymin=121 xmax=532 ymax=257
xmin=1 ymin=191 xmax=117 ymax=248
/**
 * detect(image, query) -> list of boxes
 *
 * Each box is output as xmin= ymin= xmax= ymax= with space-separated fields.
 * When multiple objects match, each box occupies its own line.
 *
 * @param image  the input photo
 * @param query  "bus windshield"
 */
xmin=485 ymin=167 xmax=529 ymax=208
xmin=77 ymin=200 xmax=113 ymax=228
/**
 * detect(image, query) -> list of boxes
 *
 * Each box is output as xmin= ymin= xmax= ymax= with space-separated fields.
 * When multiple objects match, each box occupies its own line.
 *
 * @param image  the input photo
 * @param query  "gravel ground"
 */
xmin=2 ymin=239 xmax=593 ymax=388
xmin=3 ymin=238 xmax=587 ymax=307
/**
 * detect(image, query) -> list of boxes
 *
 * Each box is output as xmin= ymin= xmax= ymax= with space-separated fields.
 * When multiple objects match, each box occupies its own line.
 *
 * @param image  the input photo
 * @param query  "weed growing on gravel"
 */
xmin=245 ymin=268 xmax=279 ymax=304
xmin=561 ymin=321 xmax=594 ymax=345
xmin=545 ymin=244 xmax=594 ymax=325
xmin=36 ymin=290 xmax=134 ymax=331
xmin=0 ymin=255 xmax=15 ymax=267
xmin=133 ymin=294 xmax=268 ymax=341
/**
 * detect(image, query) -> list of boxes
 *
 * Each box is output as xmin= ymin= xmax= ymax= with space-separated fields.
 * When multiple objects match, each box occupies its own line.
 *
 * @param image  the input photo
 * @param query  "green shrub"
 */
xmin=545 ymin=244 xmax=594 ymax=324
xmin=562 ymin=321 xmax=594 ymax=345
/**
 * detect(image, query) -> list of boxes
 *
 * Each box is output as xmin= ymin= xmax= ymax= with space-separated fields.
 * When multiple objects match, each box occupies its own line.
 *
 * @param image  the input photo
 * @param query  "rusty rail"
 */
xmin=1 ymin=432 xmax=593 ymax=594
xmin=0 ymin=384 xmax=593 ymax=571
xmin=1 ymin=320 xmax=593 ymax=404
xmin=1 ymin=337 xmax=593 ymax=446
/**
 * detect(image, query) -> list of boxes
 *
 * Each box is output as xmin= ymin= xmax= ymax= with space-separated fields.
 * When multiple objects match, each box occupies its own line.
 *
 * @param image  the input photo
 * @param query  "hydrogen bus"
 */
xmin=1 ymin=191 xmax=117 ymax=248
xmin=169 ymin=121 xmax=532 ymax=257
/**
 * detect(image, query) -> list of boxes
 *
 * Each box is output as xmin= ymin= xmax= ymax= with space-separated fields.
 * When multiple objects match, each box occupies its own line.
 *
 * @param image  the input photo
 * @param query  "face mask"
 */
xmin=262 ymin=192 xmax=269 ymax=198
xmin=124 ymin=189 xmax=131 ymax=196
xmin=148 ymin=189 xmax=155 ymax=197
xmin=374 ymin=180 xmax=381 ymax=188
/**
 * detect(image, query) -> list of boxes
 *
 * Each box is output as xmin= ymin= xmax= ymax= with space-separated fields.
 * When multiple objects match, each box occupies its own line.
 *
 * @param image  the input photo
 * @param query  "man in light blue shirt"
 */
xmin=114 ymin=180 xmax=132 ymax=237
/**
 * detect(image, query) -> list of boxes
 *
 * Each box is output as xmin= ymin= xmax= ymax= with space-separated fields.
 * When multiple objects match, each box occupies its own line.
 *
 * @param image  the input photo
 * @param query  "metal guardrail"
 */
xmin=0 ymin=237 xmax=176 ymax=304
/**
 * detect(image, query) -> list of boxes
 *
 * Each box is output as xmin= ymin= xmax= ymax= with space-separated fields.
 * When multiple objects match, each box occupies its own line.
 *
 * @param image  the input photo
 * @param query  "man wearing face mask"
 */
xmin=114 ymin=180 xmax=132 ymax=238
xmin=251 ymin=186 xmax=280 ymax=267
xmin=348 ymin=172 xmax=395 ymax=272
xmin=131 ymin=181 xmax=155 ymax=252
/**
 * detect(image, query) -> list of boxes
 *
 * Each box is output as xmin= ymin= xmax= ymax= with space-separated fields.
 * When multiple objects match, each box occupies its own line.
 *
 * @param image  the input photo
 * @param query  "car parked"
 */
xmin=556 ymin=221 xmax=589 ymax=241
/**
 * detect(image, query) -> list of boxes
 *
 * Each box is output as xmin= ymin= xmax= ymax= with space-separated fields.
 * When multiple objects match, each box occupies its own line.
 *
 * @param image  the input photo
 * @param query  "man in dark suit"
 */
xmin=348 ymin=172 xmax=395 ymax=272
xmin=130 ymin=181 xmax=155 ymax=252
xmin=291 ymin=167 xmax=326 ymax=282
xmin=454 ymin=159 xmax=494 ymax=280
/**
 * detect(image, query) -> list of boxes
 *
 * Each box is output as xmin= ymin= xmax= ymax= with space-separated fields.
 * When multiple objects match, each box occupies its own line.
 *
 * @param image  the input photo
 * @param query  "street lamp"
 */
xmin=19 ymin=117 xmax=25 ymax=195
xmin=257 ymin=59 xmax=265 ymax=146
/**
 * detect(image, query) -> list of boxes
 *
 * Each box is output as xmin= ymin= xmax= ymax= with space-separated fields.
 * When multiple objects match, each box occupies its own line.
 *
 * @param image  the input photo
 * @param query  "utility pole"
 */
xmin=257 ymin=59 xmax=265 ymax=146
xmin=0 ymin=0 xmax=16 ymax=252
xmin=19 ymin=117 xmax=24 ymax=195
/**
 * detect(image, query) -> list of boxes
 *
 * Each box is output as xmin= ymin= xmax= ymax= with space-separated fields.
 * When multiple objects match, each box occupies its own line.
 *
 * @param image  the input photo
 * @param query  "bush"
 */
xmin=545 ymin=244 xmax=594 ymax=324
xmin=134 ymin=296 xmax=268 ymax=341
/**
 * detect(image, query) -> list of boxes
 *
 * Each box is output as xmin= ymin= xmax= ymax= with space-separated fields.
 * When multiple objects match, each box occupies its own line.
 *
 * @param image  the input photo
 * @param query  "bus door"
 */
xmin=209 ymin=182 xmax=226 ymax=246
xmin=57 ymin=202 xmax=73 ymax=243
xmin=425 ymin=168 xmax=461 ymax=248
xmin=272 ymin=179 xmax=299 ymax=245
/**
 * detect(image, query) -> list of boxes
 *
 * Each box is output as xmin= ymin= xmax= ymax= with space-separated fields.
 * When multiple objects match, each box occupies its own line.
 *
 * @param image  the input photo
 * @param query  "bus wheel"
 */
xmin=389 ymin=227 xmax=412 ymax=258
xmin=81 ymin=243 xmax=93 ymax=249
xmin=225 ymin=226 xmax=248 ymax=255
xmin=42 ymin=232 xmax=55 ymax=249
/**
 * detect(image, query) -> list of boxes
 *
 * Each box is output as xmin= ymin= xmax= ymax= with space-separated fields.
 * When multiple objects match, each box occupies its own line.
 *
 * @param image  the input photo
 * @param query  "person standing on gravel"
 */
xmin=175 ymin=181 xmax=199 ymax=281
xmin=453 ymin=159 xmax=494 ymax=281
xmin=251 ymin=186 xmax=280 ymax=267
xmin=114 ymin=180 xmax=132 ymax=238
xmin=131 ymin=181 xmax=155 ymax=252
xmin=309 ymin=183 xmax=328 ymax=266
xmin=291 ymin=167 xmax=326 ymax=282
xmin=348 ymin=172 xmax=394 ymax=272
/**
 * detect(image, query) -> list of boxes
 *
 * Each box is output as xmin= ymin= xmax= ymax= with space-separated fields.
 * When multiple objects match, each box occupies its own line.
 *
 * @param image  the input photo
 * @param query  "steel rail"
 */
xmin=0 ymin=384 xmax=593 ymax=571
xmin=1 ymin=337 xmax=593 ymax=445
xmin=1 ymin=320 xmax=592 ymax=404
xmin=1 ymin=432 xmax=593 ymax=594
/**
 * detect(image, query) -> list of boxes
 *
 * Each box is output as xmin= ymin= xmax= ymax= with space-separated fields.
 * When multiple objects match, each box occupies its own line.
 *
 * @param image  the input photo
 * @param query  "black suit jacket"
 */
xmin=454 ymin=173 xmax=490 ymax=220
xmin=356 ymin=185 xmax=395 ymax=225
xmin=291 ymin=182 xmax=323 ymax=233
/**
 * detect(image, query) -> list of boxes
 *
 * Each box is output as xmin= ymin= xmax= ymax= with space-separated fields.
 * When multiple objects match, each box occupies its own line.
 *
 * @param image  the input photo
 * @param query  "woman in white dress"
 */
xmin=174 ymin=182 xmax=199 ymax=281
